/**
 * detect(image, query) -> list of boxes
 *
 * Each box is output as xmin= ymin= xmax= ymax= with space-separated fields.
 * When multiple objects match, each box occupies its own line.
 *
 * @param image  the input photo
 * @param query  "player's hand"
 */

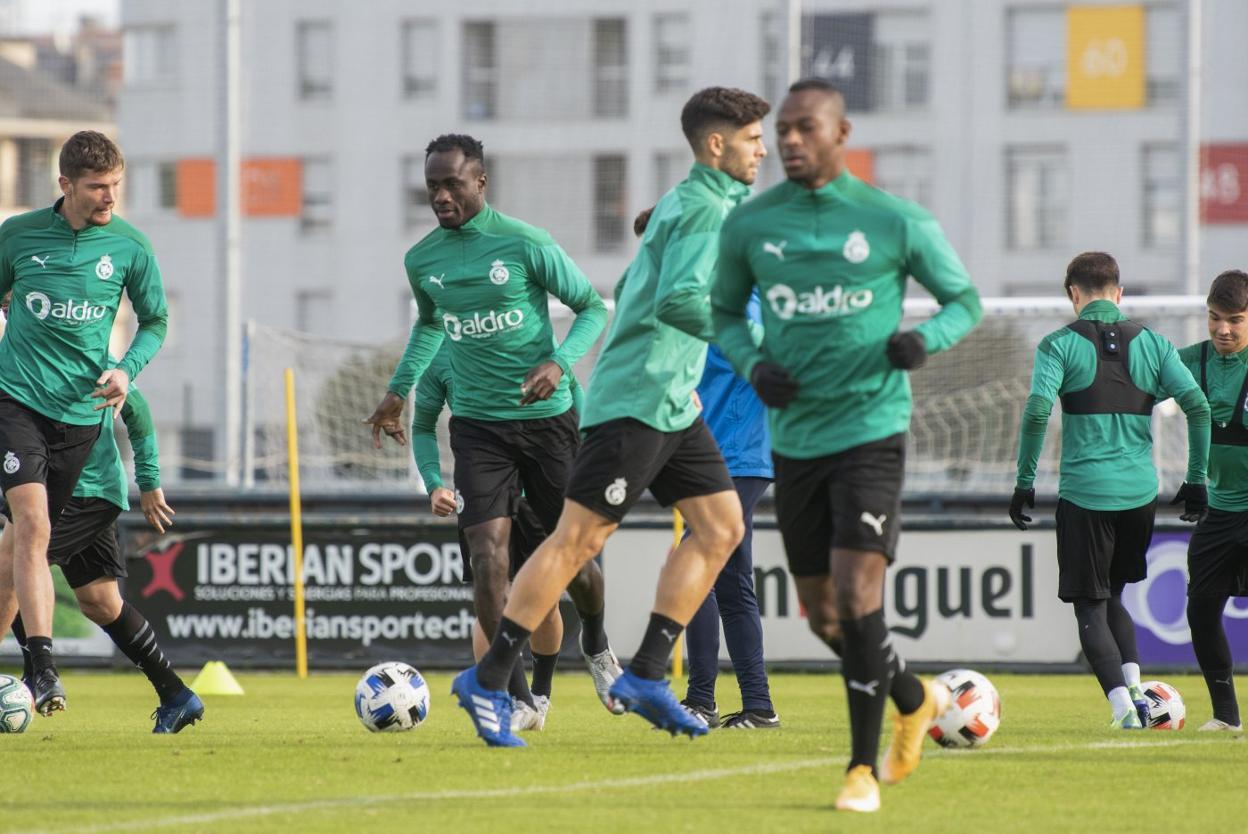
xmin=886 ymin=330 xmax=928 ymax=370
xmin=1008 ymin=487 xmax=1035 ymax=531
xmin=691 ymin=389 xmax=702 ymax=412
xmin=1170 ymin=482 xmax=1209 ymax=524
xmin=430 ymin=487 xmax=457 ymax=517
xmin=363 ymin=392 xmax=406 ymax=448
xmin=140 ymin=488 xmax=175 ymax=533
xmin=520 ymin=361 xmax=563 ymax=406
xmin=92 ymin=367 xmax=130 ymax=411
xmin=749 ymin=362 xmax=799 ymax=408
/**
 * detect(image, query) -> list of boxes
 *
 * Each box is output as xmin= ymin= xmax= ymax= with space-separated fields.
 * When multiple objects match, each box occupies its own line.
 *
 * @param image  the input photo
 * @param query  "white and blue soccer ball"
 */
xmin=0 ymin=673 xmax=33 ymax=733
xmin=354 ymin=662 xmax=430 ymax=733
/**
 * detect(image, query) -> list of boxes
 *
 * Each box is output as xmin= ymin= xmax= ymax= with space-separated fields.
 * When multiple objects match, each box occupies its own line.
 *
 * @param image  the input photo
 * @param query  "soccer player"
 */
xmin=1010 ymin=252 xmax=1210 ymax=732
xmin=401 ymin=339 xmax=620 ymax=728
xmin=0 ymin=355 xmax=202 ymax=733
xmin=363 ymin=133 xmax=613 ymax=714
xmin=1178 ymin=268 xmax=1248 ymax=732
xmin=712 ymin=79 xmax=982 ymax=812
xmin=0 ymin=130 xmax=167 ymax=713
xmin=450 ymin=87 xmax=768 ymax=747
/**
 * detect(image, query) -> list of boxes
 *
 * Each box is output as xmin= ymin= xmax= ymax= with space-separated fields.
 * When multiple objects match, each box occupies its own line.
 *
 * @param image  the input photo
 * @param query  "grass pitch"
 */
xmin=1 ymin=670 xmax=1245 ymax=833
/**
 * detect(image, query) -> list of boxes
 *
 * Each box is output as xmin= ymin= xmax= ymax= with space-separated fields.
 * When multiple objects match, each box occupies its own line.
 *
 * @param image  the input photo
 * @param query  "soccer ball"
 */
xmin=1139 ymin=680 xmax=1185 ymax=730
xmin=354 ymin=662 xmax=430 ymax=732
xmin=0 ymin=673 xmax=33 ymax=733
xmin=927 ymin=668 xmax=1001 ymax=748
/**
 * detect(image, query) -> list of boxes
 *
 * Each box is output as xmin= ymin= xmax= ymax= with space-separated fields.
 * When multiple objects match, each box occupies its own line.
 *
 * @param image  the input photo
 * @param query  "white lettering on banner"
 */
xmin=194 ymin=541 xmax=463 ymax=588
xmin=165 ymin=607 xmax=474 ymax=646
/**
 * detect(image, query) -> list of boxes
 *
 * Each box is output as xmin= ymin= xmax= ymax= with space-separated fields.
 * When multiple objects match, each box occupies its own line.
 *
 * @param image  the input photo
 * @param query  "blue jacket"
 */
xmin=699 ymin=295 xmax=773 ymax=479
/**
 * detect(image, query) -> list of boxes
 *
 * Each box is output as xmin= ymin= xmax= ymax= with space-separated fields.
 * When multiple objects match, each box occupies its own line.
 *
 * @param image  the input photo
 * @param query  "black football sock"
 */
xmin=628 ymin=613 xmax=683 ymax=681
xmin=1106 ymin=592 xmax=1140 ymax=665
xmin=886 ymin=645 xmax=927 ymax=715
xmin=576 ymin=607 xmax=608 ymax=656
xmin=103 ymin=603 xmax=185 ymax=702
xmin=531 ymin=651 xmax=559 ymax=698
xmin=10 ymin=613 xmax=33 ymax=682
xmin=26 ymin=635 xmax=55 ymax=676
xmin=1073 ymin=599 xmax=1126 ymax=695
xmin=1188 ymin=595 xmax=1240 ymax=725
xmin=841 ymin=610 xmax=894 ymax=775
xmin=507 ymin=657 xmax=534 ymax=709
xmin=478 ymin=616 xmax=531 ymax=692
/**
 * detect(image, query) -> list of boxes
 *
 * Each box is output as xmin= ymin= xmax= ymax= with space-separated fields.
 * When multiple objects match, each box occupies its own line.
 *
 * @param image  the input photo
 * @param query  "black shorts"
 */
xmin=1055 ymin=498 xmax=1156 ymax=601
xmin=773 ymin=433 xmax=906 ymax=576
xmin=1188 ymin=508 xmax=1248 ymax=598
xmin=0 ymin=391 xmax=101 ymax=524
xmin=565 ymin=417 xmax=734 ymax=524
xmin=449 ymin=409 xmax=579 ymax=532
xmin=45 ymin=497 xmax=124 ymax=588
xmin=458 ymin=498 xmax=547 ymax=585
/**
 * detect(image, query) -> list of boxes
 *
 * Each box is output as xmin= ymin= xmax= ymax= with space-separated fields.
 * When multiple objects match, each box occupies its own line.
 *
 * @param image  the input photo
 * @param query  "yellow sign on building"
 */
xmin=1066 ymin=4 xmax=1146 ymax=110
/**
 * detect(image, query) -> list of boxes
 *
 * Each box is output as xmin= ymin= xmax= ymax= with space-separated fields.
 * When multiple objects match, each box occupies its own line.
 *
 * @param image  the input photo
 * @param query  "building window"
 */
xmin=179 ymin=427 xmax=215 ymax=481
xmin=463 ymin=21 xmax=496 ymax=120
xmin=295 ymin=289 xmax=333 ymax=333
xmin=402 ymin=156 xmax=431 ymax=229
xmin=653 ymin=13 xmax=690 ymax=93
xmin=297 ymin=20 xmax=333 ymax=101
xmin=1006 ymin=146 xmax=1069 ymax=250
xmin=300 ymin=157 xmax=332 ymax=232
xmin=801 ymin=11 xmax=928 ymax=113
xmin=873 ymin=147 xmax=932 ymax=209
xmin=401 ymin=19 xmax=437 ymax=98
xmin=123 ymin=24 xmax=177 ymax=84
xmin=654 ymin=151 xmax=686 ymax=202
xmin=869 ymin=13 xmax=929 ymax=111
xmin=157 ymin=161 xmax=177 ymax=210
xmin=594 ymin=19 xmax=628 ymax=118
xmin=760 ymin=11 xmax=786 ymax=106
xmin=14 ymin=138 xmax=52 ymax=208
xmin=1005 ymin=7 xmax=1064 ymax=108
xmin=593 ymin=155 xmax=627 ymax=252
xmin=1146 ymin=4 xmax=1181 ymax=107
xmin=1142 ymin=143 xmax=1180 ymax=249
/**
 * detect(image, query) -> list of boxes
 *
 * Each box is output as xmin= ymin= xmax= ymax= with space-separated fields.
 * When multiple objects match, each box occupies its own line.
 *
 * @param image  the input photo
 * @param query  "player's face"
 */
xmin=718 ymin=121 xmax=767 ymax=186
xmin=775 ymin=90 xmax=849 ymax=188
xmin=1208 ymin=305 xmax=1248 ymax=356
xmin=425 ymin=150 xmax=486 ymax=229
xmin=58 ymin=168 xmax=122 ymax=229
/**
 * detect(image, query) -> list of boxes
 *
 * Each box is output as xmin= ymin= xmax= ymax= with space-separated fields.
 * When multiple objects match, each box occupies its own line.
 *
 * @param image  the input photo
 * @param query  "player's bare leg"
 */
xmin=465 ymin=516 xmax=537 ymax=714
xmin=6 ymin=483 xmax=61 ymax=714
xmin=563 ymin=552 xmax=624 ymax=712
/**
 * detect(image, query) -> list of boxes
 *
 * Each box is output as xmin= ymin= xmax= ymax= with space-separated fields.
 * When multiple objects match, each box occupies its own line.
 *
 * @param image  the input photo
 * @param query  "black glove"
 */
xmin=886 ymin=330 xmax=928 ymax=370
xmin=749 ymin=362 xmax=800 ymax=409
xmin=1170 ymin=482 xmax=1209 ymax=524
xmin=1009 ymin=487 xmax=1035 ymax=531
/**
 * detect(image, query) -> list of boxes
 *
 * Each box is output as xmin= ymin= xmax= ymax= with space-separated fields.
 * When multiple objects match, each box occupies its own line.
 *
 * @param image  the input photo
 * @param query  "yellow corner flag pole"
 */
xmin=285 ymin=368 xmax=308 ymax=679
xmin=671 ymin=509 xmax=684 ymax=679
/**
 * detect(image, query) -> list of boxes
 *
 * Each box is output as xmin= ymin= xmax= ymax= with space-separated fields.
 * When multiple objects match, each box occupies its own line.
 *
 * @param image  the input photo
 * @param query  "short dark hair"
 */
xmin=680 ymin=87 xmax=770 ymax=150
xmin=788 ymin=77 xmax=843 ymax=96
xmin=1208 ymin=269 xmax=1248 ymax=313
xmin=59 ymin=130 xmax=123 ymax=180
xmin=425 ymin=134 xmax=485 ymax=166
xmin=1064 ymin=251 xmax=1120 ymax=297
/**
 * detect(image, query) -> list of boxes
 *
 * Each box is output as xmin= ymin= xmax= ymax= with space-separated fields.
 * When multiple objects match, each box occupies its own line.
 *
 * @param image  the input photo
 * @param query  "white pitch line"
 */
xmin=25 ymin=736 xmax=1236 ymax=834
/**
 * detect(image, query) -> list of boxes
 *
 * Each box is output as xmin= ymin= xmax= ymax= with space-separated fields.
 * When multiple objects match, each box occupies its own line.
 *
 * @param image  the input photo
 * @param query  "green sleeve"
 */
xmin=1157 ymin=340 xmax=1210 ymax=484
xmin=654 ymin=229 xmax=718 ymax=341
xmin=904 ymin=212 xmax=982 ymax=354
xmin=120 ymin=385 xmax=161 ymax=492
xmin=569 ymin=373 xmax=585 ymax=415
xmin=1015 ymin=336 xmax=1065 ymax=489
xmin=118 ymin=246 xmax=168 ymax=382
xmin=0 ymin=225 xmax=13 ymax=295
xmin=527 ymin=242 xmax=607 ymax=376
xmin=710 ymin=220 xmax=764 ymax=380
xmin=410 ymin=370 xmax=447 ymax=492
xmin=388 ymin=273 xmax=444 ymax=397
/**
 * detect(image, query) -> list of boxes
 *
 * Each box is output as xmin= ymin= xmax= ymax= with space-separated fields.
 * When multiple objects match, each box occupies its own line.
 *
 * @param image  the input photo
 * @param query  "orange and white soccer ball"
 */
xmin=1139 ymin=680 xmax=1185 ymax=730
xmin=927 ymin=669 xmax=1001 ymax=748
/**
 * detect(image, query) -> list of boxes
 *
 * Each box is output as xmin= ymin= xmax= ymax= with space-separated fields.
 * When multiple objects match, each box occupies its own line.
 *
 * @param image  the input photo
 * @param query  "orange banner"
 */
xmin=1066 ymin=5 xmax=1145 ymax=110
xmin=845 ymin=148 xmax=874 ymax=184
xmin=176 ymin=158 xmax=215 ymax=218
xmin=242 ymin=158 xmax=302 ymax=217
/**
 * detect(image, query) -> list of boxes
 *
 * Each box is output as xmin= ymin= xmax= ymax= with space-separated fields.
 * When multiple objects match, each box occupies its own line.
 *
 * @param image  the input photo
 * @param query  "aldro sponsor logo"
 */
xmin=765 ymin=283 xmax=873 ymax=321
xmin=443 ymin=308 xmax=525 ymax=342
xmin=25 ymin=292 xmax=108 ymax=323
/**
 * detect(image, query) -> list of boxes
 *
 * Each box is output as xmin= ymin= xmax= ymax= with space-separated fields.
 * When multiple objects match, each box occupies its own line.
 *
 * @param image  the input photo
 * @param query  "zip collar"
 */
xmin=1077 ymin=299 xmax=1126 ymax=322
xmin=685 ymin=162 xmax=751 ymax=202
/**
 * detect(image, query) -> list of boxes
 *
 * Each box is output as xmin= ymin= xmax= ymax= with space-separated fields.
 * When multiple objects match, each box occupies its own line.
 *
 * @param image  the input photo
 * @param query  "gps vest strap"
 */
xmin=1059 ymin=319 xmax=1156 ymax=415
xmin=1199 ymin=340 xmax=1248 ymax=446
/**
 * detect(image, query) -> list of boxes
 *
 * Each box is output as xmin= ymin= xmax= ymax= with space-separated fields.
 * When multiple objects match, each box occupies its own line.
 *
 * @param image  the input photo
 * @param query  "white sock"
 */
xmin=1122 ymin=662 xmax=1141 ymax=689
xmin=1108 ymin=686 xmax=1134 ymax=718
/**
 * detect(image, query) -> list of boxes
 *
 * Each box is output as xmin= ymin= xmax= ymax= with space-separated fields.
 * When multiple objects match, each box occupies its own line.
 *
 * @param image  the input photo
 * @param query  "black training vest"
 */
xmin=1198 ymin=341 xmax=1248 ymax=446
xmin=1059 ymin=319 xmax=1156 ymax=415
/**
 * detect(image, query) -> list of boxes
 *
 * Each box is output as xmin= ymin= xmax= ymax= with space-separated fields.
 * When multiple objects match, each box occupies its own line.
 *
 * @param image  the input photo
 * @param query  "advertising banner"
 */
xmin=0 ymin=567 xmax=114 ymax=661
xmin=1066 ymin=4 xmax=1145 ymax=110
xmin=804 ymin=13 xmax=874 ymax=112
xmin=1201 ymin=143 xmax=1248 ymax=224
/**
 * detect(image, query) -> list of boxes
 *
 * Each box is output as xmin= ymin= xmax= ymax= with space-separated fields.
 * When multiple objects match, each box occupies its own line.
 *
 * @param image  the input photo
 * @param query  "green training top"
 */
xmin=711 ymin=171 xmax=982 ymax=459
xmin=1179 ymin=341 xmax=1248 ymax=512
xmin=404 ymin=342 xmax=585 ymax=491
xmin=387 ymin=204 xmax=606 ymax=422
xmin=73 ymin=359 xmax=160 ymax=511
xmin=0 ymin=199 xmax=168 ymax=425
xmin=581 ymin=163 xmax=750 ymax=432
xmin=1016 ymin=300 xmax=1209 ymax=510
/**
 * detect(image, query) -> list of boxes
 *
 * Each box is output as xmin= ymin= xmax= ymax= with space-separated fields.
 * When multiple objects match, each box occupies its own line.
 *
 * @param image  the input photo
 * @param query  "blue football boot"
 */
xmin=451 ymin=666 xmax=526 ymax=748
xmin=608 ymin=670 xmax=710 ymax=738
xmin=152 ymin=688 xmax=205 ymax=734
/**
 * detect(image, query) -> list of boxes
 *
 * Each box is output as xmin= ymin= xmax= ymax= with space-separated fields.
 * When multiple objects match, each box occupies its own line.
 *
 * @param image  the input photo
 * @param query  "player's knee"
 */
xmin=834 ymin=587 xmax=877 ymax=622
xmin=77 ymin=596 xmax=119 ymax=625
xmin=549 ymin=526 xmax=606 ymax=570
xmin=806 ymin=609 xmax=842 ymax=647
xmin=699 ymin=516 xmax=745 ymax=562
xmin=8 ymin=512 xmax=50 ymax=547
